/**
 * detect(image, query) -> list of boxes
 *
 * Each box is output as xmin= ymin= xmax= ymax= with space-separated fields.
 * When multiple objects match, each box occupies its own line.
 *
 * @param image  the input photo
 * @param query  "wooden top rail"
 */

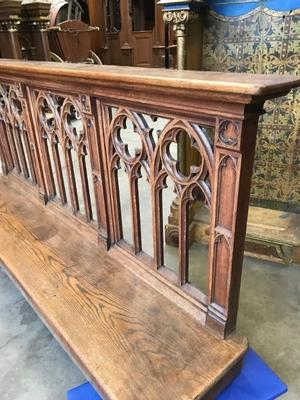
xmin=0 ymin=60 xmax=299 ymax=399
xmin=0 ymin=60 xmax=299 ymax=106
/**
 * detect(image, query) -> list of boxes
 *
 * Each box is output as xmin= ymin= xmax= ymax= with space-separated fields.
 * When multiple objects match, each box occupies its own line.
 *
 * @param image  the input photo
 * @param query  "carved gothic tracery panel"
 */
xmin=0 ymin=83 xmax=36 ymax=182
xmin=106 ymin=105 xmax=214 ymax=298
xmin=34 ymin=91 xmax=98 ymax=223
xmin=0 ymin=66 xmax=278 ymax=338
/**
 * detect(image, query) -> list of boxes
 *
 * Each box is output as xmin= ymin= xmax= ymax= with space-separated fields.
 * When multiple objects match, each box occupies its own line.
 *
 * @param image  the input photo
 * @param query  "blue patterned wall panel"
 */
xmin=202 ymin=7 xmax=300 ymax=209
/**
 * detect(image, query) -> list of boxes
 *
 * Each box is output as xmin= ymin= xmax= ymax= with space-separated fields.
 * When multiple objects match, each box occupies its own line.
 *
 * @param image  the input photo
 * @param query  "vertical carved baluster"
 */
xmin=92 ymin=102 xmax=112 ymax=248
xmin=0 ymin=87 xmax=11 ymax=173
xmin=112 ymin=159 xmax=123 ymax=242
xmin=35 ymin=93 xmax=65 ymax=202
xmin=78 ymin=148 xmax=93 ymax=222
xmin=43 ymin=136 xmax=56 ymax=199
xmin=130 ymin=167 xmax=142 ymax=253
xmin=52 ymin=138 xmax=67 ymax=205
xmin=21 ymin=87 xmax=40 ymax=186
xmin=61 ymin=97 xmax=95 ymax=217
xmin=179 ymin=195 xmax=189 ymax=285
xmin=13 ymin=124 xmax=29 ymax=178
xmin=8 ymin=87 xmax=31 ymax=179
xmin=207 ymin=111 xmax=262 ymax=338
xmin=152 ymin=176 xmax=165 ymax=269
xmin=0 ymin=125 xmax=7 ymax=174
xmin=6 ymin=123 xmax=21 ymax=173
xmin=65 ymin=142 xmax=79 ymax=214
xmin=0 ymin=121 xmax=13 ymax=174
xmin=92 ymin=100 xmax=114 ymax=248
xmin=22 ymin=129 xmax=37 ymax=184
xmin=25 ymin=88 xmax=49 ymax=201
xmin=16 ymin=86 xmax=38 ymax=184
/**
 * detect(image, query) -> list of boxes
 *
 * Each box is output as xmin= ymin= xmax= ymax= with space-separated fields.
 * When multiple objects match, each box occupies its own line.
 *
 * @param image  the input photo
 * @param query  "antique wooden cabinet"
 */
xmin=0 ymin=60 xmax=299 ymax=399
xmin=87 ymin=0 xmax=167 ymax=67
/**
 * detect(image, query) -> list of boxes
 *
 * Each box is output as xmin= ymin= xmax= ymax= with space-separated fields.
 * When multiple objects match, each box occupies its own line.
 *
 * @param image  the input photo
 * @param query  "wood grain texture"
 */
xmin=0 ymin=60 xmax=299 ymax=98
xmin=89 ymin=0 xmax=166 ymax=68
xmin=0 ymin=61 xmax=299 ymax=397
xmin=0 ymin=176 xmax=247 ymax=400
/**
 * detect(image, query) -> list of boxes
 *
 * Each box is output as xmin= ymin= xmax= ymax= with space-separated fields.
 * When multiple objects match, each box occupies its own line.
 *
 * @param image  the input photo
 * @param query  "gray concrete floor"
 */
xmin=0 ymin=267 xmax=85 ymax=400
xmin=0 ymin=257 xmax=299 ymax=399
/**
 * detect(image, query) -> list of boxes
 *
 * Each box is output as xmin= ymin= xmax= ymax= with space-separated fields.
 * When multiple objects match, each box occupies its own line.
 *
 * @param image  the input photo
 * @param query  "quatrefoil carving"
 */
xmin=218 ymin=120 xmax=240 ymax=147
xmin=161 ymin=127 xmax=205 ymax=185
xmin=111 ymin=113 xmax=143 ymax=164
xmin=157 ymin=120 xmax=213 ymax=189
xmin=39 ymin=97 xmax=56 ymax=133
xmin=62 ymin=101 xmax=85 ymax=145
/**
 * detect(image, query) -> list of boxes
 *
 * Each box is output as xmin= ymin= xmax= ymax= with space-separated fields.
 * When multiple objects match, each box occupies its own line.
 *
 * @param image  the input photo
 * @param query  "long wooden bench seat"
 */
xmin=0 ymin=176 xmax=246 ymax=400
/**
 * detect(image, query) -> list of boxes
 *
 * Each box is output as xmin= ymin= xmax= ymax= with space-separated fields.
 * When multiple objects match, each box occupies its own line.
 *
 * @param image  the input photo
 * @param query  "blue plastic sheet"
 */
xmin=67 ymin=349 xmax=288 ymax=400
xmin=218 ymin=349 xmax=288 ymax=400
xmin=206 ymin=0 xmax=300 ymax=17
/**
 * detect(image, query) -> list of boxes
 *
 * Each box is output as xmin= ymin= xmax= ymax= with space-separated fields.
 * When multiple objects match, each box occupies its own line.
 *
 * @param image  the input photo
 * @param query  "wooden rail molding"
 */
xmin=0 ymin=60 xmax=299 ymax=399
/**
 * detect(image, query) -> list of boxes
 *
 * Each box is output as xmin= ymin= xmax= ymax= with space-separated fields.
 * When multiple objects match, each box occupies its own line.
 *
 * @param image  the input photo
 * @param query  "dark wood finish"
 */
xmin=207 ymin=115 xmax=261 ymax=337
xmin=0 ymin=60 xmax=299 ymax=397
xmin=0 ymin=1 xmax=52 ymax=61
xmin=0 ymin=30 xmax=22 ymax=59
xmin=0 ymin=1 xmax=23 ymax=59
xmin=20 ymin=2 xmax=51 ymax=61
xmin=48 ymin=20 xmax=99 ymax=63
xmin=87 ymin=0 xmax=106 ymax=55
xmin=132 ymin=31 xmax=154 ymax=67
xmin=91 ymin=0 xmax=166 ymax=67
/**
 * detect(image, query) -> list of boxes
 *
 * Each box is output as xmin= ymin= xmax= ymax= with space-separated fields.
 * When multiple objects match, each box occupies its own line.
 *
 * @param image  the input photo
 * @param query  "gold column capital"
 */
xmin=161 ymin=7 xmax=200 ymax=70
xmin=163 ymin=9 xmax=199 ymax=30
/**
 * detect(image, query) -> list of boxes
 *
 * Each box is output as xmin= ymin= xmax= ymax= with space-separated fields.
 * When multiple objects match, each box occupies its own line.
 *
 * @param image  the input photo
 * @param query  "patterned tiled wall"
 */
xmin=203 ymin=8 xmax=300 ymax=211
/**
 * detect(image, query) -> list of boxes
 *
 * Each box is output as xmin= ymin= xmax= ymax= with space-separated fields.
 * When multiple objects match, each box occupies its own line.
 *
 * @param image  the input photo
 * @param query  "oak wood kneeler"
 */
xmin=0 ymin=60 xmax=299 ymax=399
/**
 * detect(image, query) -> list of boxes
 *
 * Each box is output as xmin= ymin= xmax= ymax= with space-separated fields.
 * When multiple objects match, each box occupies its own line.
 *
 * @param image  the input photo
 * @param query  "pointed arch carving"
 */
xmin=34 ymin=91 xmax=98 ymax=223
xmin=0 ymin=83 xmax=36 ymax=182
xmin=107 ymin=106 xmax=214 ymax=290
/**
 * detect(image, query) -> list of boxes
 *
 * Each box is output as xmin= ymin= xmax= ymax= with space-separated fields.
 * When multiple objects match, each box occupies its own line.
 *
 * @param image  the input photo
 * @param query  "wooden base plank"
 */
xmin=0 ymin=176 xmax=247 ymax=400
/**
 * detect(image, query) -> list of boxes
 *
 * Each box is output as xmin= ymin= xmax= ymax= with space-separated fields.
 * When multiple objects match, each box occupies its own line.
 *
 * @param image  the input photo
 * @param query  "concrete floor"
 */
xmin=0 ymin=257 xmax=299 ymax=400
xmin=0 ymin=267 xmax=84 ymax=400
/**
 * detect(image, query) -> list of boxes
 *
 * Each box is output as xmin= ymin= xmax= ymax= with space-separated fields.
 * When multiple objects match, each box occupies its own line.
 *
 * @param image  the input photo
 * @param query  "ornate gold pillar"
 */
xmin=163 ymin=9 xmax=197 ymax=70
xmin=158 ymin=0 xmax=204 ymax=70
xmin=158 ymin=1 xmax=204 ymax=171
xmin=158 ymin=1 xmax=205 ymax=249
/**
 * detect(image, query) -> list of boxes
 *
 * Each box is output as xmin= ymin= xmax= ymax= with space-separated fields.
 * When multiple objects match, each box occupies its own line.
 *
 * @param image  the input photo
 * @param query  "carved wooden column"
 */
xmin=20 ymin=1 xmax=51 ymax=61
xmin=153 ymin=2 xmax=166 ymax=68
xmin=0 ymin=122 xmax=10 ymax=174
xmin=87 ymin=0 xmax=106 ymax=57
xmin=206 ymin=107 xmax=263 ymax=338
xmin=0 ymin=0 xmax=22 ymax=59
xmin=119 ymin=0 xmax=133 ymax=66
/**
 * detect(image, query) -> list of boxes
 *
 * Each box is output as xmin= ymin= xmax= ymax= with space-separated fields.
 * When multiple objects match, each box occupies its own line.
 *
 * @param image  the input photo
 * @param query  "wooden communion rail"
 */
xmin=0 ymin=60 xmax=299 ymax=400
